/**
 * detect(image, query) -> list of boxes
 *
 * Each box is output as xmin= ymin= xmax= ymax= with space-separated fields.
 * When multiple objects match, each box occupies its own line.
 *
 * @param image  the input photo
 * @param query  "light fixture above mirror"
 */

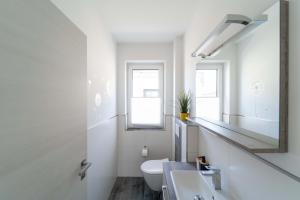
xmin=191 ymin=14 xmax=267 ymax=58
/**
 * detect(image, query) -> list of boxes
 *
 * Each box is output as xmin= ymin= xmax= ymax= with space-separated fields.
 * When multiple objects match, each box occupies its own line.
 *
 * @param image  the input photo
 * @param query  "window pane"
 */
xmin=132 ymin=70 xmax=159 ymax=97
xmin=144 ymin=89 xmax=159 ymax=98
xmin=131 ymin=98 xmax=161 ymax=125
xmin=196 ymin=70 xmax=217 ymax=97
xmin=196 ymin=98 xmax=219 ymax=120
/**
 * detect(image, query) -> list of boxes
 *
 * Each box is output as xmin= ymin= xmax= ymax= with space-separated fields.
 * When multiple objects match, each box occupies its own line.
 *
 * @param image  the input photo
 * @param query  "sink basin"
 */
xmin=170 ymin=170 xmax=214 ymax=200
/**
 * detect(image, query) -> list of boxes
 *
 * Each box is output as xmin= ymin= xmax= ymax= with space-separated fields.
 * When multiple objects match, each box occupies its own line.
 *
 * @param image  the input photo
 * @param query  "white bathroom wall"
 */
xmin=172 ymin=36 xmax=185 ymax=160
xmin=198 ymin=128 xmax=299 ymax=200
xmin=173 ymin=36 xmax=185 ymax=116
xmin=257 ymin=0 xmax=300 ymax=179
xmin=117 ymin=43 xmax=173 ymax=177
xmin=51 ymin=1 xmax=118 ymax=200
xmin=184 ymin=0 xmax=300 ymax=199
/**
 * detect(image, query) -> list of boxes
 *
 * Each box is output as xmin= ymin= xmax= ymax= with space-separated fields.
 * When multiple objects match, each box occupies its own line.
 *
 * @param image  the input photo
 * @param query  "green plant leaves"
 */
xmin=177 ymin=91 xmax=192 ymax=113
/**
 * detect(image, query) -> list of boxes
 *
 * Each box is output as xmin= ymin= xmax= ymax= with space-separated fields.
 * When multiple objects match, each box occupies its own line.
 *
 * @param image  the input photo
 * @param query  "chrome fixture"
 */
xmin=191 ymin=14 xmax=267 ymax=58
xmin=194 ymin=194 xmax=205 ymax=200
xmin=201 ymin=166 xmax=221 ymax=190
xmin=78 ymin=159 xmax=92 ymax=180
xmin=162 ymin=185 xmax=169 ymax=200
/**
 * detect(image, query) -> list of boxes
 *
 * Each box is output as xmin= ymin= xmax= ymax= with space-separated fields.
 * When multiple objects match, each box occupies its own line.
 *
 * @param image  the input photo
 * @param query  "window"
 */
xmin=127 ymin=62 xmax=164 ymax=129
xmin=196 ymin=64 xmax=223 ymax=121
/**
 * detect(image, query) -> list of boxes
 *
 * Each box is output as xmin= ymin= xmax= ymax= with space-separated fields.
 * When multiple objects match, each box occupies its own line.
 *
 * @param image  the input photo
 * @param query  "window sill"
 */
xmin=126 ymin=127 xmax=166 ymax=132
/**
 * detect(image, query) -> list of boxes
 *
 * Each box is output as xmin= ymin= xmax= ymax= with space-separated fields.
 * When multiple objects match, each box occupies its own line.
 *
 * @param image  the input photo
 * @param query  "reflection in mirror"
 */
xmin=196 ymin=64 xmax=222 ymax=121
xmin=193 ymin=1 xmax=287 ymax=151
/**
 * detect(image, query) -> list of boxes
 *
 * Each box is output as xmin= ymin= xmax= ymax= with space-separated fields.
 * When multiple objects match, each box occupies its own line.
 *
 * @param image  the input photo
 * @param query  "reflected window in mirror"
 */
xmin=196 ymin=64 xmax=223 ymax=121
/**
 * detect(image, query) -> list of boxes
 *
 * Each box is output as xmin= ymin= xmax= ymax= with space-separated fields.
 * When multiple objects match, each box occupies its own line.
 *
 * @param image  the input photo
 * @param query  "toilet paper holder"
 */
xmin=142 ymin=146 xmax=148 ymax=157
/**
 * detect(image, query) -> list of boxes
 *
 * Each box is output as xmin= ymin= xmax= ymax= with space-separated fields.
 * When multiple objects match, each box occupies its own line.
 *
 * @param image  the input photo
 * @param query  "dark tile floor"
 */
xmin=108 ymin=177 xmax=162 ymax=200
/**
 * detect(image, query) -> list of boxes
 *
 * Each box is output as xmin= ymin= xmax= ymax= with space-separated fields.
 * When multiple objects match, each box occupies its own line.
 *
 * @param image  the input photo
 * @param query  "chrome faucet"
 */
xmin=201 ymin=166 xmax=221 ymax=190
xmin=194 ymin=194 xmax=205 ymax=200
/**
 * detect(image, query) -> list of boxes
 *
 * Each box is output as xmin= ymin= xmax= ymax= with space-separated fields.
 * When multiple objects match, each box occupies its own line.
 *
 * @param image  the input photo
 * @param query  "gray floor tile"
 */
xmin=108 ymin=177 xmax=162 ymax=200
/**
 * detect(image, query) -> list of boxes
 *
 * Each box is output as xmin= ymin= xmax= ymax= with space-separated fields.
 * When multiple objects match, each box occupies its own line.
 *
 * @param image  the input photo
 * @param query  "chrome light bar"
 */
xmin=191 ymin=14 xmax=252 ymax=58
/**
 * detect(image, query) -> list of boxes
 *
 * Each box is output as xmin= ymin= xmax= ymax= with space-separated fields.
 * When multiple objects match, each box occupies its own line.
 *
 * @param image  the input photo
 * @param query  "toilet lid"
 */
xmin=141 ymin=158 xmax=169 ymax=174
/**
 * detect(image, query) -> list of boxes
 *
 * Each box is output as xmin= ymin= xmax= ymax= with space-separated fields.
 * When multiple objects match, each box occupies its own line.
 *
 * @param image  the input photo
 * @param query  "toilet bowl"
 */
xmin=140 ymin=158 xmax=169 ymax=191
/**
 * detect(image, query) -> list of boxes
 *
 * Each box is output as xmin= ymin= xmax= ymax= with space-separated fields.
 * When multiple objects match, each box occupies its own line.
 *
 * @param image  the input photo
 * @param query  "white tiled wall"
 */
xmin=87 ymin=118 xmax=118 ymax=200
xmin=117 ymin=116 xmax=172 ymax=177
xmin=199 ymin=128 xmax=299 ymax=200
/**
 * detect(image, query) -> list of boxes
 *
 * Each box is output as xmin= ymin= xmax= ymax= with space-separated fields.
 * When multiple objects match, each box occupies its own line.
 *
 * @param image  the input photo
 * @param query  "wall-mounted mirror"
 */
xmin=191 ymin=0 xmax=288 ymax=153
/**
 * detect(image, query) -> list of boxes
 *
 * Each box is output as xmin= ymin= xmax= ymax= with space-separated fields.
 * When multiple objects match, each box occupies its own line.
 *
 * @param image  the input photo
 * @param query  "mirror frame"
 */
xmin=278 ymin=0 xmax=289 ymax=153
xmin=190 ymin=0 xmax=289 ymax=153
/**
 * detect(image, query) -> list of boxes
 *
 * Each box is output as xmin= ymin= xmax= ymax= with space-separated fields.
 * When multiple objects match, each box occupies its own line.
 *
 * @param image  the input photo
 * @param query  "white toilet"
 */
xmin=140 ymin=158 xmax=169 ymax=191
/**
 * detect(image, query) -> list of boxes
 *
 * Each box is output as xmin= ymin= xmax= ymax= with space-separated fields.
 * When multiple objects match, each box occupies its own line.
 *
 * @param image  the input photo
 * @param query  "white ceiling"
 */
xmin=95 ymin=0 xmax=277 ymax=43
xmin=52 ymin=0 xmax=278 ymax=43
xmin=95 ymin=0 xmax=200 ymax=42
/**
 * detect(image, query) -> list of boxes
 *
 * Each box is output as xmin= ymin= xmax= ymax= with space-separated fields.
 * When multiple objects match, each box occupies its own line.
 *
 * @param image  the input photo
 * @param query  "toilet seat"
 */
xmin=141 ymin=158 xmax=169 ymax=174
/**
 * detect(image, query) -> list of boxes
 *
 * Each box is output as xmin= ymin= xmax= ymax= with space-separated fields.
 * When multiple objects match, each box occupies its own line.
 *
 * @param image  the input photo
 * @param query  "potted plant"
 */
xmin=177 ymin=91 xmax=191 ymax=121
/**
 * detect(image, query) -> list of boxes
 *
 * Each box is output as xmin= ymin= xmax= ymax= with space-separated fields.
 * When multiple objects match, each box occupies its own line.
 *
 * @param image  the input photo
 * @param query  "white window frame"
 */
xmin=127 ymin=62 xmax=164 ymax=129
xmin=195 ymin=63 xmax=223 ymax=121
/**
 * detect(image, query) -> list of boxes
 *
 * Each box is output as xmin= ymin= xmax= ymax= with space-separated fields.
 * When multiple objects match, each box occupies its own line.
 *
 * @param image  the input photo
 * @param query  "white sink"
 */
xmin=170 ymin=170 xmax=214 ymax=200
